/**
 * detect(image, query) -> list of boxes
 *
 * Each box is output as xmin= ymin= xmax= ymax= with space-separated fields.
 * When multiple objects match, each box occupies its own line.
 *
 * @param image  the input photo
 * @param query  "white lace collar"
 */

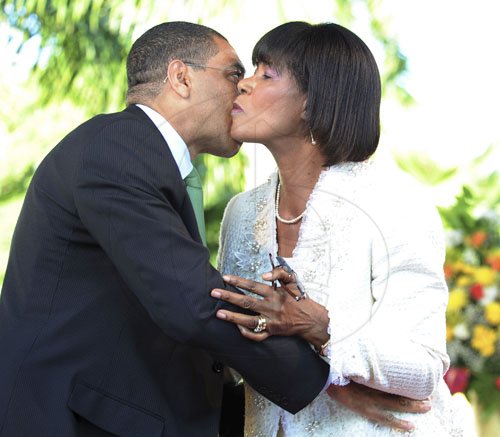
xmin=232 ymin=160 xmax=374 ymax=305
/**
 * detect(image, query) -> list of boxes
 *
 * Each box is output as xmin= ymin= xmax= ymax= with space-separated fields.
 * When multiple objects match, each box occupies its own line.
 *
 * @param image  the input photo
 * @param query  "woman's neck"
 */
xmin=268 ymin=139 xmax=324 ymax=257
xmin=272 ymin=141 xmax=325 ymax=217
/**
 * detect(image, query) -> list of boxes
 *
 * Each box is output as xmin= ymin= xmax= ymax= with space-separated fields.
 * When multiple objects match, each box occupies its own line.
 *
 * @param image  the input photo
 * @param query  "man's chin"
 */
xmin=226 ymin=140 xmax=243 ymax=157
xmin=217 ymin=140 xmax=243 ymax=158
xmin=207 ymin=140 xmax=242 ymax=158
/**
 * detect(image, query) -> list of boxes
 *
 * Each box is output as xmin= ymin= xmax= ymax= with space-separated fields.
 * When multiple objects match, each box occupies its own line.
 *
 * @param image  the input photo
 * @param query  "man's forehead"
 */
xmin=212 ymin=37 xmax=243 ymax=67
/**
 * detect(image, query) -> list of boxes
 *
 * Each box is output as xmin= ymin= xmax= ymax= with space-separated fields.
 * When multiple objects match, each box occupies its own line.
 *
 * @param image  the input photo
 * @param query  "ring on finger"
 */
xmin=253 ymin=316 xmax=267 ymax=333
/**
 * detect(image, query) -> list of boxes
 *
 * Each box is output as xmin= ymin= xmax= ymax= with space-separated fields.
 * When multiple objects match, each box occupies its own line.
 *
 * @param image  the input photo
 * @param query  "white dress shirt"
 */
xmin=136 ymin=104 xmax=192 ymax=179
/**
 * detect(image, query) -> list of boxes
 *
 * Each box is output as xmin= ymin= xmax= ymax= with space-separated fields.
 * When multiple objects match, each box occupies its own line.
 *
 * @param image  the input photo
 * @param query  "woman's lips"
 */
xmin=231 ymin=102 xmax=244 ymax=115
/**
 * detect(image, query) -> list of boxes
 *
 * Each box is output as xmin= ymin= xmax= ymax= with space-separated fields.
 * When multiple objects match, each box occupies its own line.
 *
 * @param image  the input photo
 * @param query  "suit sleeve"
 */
xmin=73 ymin=118 xmax=329 ymax=413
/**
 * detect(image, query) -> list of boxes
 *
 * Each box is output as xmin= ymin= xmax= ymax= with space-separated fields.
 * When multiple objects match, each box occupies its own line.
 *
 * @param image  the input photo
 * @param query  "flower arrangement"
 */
xmin=440 ymin=186 xmax=500 ymax=417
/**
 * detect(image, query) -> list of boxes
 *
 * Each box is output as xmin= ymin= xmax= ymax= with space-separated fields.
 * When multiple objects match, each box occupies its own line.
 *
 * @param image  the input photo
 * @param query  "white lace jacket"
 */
xmin=217 ymin=161 xmax=473 ymax=436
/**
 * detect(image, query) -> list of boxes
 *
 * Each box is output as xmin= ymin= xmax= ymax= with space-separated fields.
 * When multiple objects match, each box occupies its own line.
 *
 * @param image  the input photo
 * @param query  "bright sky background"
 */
xmin=378 ymin=0 xmax=500 ymax=166
xmin=2 ymin=0 xmax=499 ymax=203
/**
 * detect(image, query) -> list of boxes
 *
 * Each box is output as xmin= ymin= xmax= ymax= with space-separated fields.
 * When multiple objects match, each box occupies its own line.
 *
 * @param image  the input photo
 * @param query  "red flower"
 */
xmin=470 ymin=283 xmax=484 ymax=300
xmin=444 ymin=367 xmax=470 ymax=394
xmin=496 ymin=377 xmax=500 ymax=391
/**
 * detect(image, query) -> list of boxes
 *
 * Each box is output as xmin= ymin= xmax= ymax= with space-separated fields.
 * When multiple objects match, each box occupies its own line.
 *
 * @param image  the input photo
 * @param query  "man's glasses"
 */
xmin=162 ymin=61 xmax=244 ymax=85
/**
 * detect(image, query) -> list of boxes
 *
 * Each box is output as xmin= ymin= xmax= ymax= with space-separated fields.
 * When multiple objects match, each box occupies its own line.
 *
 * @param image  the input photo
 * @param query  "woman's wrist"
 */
xmin=300 ymin=302 xmax=330 ymax=350
xmin=309 ymin=330 xmax=330 ymax=353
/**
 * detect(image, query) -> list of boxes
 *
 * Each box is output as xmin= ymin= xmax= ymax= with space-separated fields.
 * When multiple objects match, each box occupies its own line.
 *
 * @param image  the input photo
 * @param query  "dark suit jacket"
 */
xmin=0 ymin=105 xmax=329 ymax=436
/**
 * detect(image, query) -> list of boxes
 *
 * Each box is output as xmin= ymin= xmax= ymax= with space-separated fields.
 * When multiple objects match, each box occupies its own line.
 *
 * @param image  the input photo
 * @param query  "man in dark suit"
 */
xmin=0 ymin=21 xmax=329 ymax=436
xmin=0 ymin=21 xmax=426 ymax=436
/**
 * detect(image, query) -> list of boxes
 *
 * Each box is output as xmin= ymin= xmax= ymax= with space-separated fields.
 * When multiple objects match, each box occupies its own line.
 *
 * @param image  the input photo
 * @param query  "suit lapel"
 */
xmin=123 ymin=105 xmax=203 ymax=245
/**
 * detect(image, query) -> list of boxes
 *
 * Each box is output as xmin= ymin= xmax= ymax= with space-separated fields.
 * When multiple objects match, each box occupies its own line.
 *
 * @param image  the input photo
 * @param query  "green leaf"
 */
xmin=393 ymin=151 xmax=458 ymax=186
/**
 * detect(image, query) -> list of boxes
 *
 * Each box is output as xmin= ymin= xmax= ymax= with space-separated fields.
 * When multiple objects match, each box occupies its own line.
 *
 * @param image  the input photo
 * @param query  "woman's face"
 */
xmin=231 ymin=63 xmax=306 ymax=145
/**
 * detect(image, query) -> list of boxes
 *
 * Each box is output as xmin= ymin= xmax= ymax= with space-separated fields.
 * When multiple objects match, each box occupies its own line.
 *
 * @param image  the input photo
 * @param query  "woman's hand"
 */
xmin=211 ymin=268 xmax=329 ymax=350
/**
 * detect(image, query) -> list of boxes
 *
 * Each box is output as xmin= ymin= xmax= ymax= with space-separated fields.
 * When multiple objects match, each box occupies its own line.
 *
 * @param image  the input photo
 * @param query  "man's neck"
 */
xmin=141 ymin=98 xmax=201 ymax=160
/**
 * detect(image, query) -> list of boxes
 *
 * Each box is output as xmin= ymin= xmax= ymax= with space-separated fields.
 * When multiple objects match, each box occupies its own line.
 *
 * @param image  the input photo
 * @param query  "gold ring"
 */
xmin=253 ymin=316 xmax=267 ymax=333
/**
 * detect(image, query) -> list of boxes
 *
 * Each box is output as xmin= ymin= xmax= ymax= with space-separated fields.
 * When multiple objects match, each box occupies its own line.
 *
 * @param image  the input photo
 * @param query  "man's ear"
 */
xmin=166 ymin=60 xmax=191 ymax=98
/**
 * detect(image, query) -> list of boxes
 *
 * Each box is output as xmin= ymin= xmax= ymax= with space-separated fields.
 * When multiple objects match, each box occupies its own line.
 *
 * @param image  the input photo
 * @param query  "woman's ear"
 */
xmin=300 ymin=98 xmax=308 ymax=121
xmin=165 ymin=60 xmax=191 ymax=98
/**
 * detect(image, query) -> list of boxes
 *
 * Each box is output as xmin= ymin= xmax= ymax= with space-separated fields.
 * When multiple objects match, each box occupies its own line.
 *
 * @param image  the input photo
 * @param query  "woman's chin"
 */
xmin=230 ymin=128 xmax=249 ymax=144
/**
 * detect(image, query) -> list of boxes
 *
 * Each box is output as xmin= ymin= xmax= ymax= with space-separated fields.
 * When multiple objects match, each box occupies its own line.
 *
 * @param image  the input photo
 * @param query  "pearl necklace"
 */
xmin=275 ymin=182 xmax=306 ymax=224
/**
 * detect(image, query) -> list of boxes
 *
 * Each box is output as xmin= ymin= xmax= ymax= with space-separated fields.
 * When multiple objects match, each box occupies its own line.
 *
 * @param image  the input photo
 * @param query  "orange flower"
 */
xmin=444 ymin=263 xmax=454 ymax=279
xmin=446 ymin=325 xmax=454 ymax=342
xmin=486 ymin=252 xmax=500 ymax=271
xmin=466 ymin=230 xmax=487 ymax=247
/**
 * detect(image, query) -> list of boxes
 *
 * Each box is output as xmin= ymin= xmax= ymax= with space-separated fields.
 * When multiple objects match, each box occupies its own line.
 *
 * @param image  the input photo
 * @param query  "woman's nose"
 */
xmin=237 ymin=77 xmax=251 ymax=95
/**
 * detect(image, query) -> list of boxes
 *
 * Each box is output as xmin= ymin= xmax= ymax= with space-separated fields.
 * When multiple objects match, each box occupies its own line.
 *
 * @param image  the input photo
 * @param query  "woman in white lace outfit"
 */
xmin=212 ymin=22 xmax=474 ymax=436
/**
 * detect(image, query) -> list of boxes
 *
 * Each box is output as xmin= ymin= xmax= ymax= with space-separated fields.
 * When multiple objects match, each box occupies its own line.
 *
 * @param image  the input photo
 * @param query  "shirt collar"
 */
xmin=136 ymin=104 xmax=193 ymax=179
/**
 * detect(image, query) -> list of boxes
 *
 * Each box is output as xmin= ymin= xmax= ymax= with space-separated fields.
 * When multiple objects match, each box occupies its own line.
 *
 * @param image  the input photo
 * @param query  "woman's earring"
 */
xmin=310 ymin=130 xmax=317 ymax=146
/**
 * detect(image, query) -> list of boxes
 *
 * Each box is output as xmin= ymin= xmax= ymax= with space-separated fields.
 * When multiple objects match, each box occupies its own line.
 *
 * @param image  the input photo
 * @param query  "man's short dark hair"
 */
xmin=126 ymin=21 xmax=226 ymax=104
xmin=252 ymin=21 xmax=381 ymax=166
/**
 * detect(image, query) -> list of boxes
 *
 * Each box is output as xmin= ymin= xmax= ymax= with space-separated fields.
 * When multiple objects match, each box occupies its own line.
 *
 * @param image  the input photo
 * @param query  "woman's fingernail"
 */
xmin=402 ymin=422 xmax=415 ymax=431
xmin=222 ymin=275 xmax=231 ymax=282
xmin=262 ymin=272 xmax=272 ymax=280
xmin=211 ymin=290 xmax=222 ymax=298
xmin=216 ymin=310 xmax=227 ymax=320
xmin=421 ymin=401 xmax=432 ymax=411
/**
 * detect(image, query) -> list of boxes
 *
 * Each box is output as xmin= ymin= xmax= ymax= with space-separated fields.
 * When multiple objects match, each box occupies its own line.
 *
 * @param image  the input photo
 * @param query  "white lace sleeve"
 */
xmin=216 ymin=194 xmax=240 ymax=272
xmin=328 ymin=203 xmax=450 ymax=400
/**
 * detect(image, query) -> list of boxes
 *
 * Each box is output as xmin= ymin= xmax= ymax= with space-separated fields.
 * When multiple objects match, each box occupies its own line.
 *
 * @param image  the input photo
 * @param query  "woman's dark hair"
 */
xmin=253 ymin=22 xmax=381 ymax=165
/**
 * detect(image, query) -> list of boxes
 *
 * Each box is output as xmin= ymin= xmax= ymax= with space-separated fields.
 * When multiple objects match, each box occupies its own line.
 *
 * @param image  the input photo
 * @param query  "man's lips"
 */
xmin=231 ymin=102 xmax=244 ymax=115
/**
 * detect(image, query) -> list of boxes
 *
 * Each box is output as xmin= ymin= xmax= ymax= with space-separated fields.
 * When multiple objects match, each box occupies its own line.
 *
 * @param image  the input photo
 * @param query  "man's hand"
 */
xmin=327 ymin=382 xmax=431 ymax=432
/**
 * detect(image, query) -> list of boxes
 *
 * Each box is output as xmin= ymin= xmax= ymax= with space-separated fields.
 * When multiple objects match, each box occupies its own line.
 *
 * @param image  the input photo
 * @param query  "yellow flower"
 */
xmin=485 ymin=302 xmax=500 ymax=326
xmin=456 ymin=276 xmax=473 ymax=287
xmin=446 ymin=325 xmax=454 ymax=341
xmin=447 ymin=288 xmax=469 ymax=313
xmin=471 ymin=325 xmax=497 ymax=357
xmin=454 ymin=262 xmax=474 ymax=275
xmin=474 ymin=266 xmax=496 ymax=286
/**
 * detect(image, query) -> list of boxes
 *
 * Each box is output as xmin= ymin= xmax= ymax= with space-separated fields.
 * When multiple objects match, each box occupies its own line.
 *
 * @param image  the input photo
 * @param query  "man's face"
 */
xmin=188 ymin=37 xmax=245 ymax=158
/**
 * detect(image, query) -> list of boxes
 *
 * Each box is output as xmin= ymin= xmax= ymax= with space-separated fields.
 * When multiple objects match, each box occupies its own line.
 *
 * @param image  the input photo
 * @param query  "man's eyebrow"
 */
xmin=232 ymin=62 xmax=246 ymax=74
